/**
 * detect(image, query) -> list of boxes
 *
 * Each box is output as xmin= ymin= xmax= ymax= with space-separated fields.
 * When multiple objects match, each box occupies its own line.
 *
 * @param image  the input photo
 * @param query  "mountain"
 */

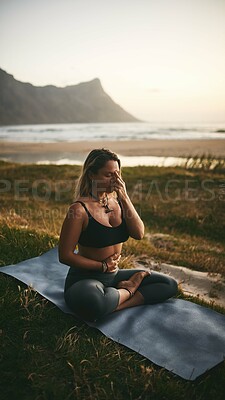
xmin=0 ymin=68 xmax=139 ymax=125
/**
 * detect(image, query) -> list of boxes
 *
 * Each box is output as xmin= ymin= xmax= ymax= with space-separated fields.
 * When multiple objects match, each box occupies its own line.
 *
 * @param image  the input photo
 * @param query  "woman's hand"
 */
xmin=103 ymin=253 xmax=121 ymax=273
xmin=111 ymin=171 xmax=128 ymax=200
xmin=111 ymin=171 xmax=145 ymax=240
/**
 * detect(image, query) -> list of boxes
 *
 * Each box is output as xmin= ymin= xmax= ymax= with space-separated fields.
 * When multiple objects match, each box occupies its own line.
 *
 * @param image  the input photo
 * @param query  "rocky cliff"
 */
xmin=0 ymin=68 xmax=139 ymax=125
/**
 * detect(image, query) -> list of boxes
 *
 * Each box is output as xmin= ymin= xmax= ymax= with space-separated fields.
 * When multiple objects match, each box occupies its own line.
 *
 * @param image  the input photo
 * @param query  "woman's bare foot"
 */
xmin=116 ymin=271 xmax=150 ymax=297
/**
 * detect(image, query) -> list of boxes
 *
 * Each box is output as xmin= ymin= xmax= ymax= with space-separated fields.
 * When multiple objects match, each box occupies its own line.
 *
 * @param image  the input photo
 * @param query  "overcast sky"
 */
xmin=1 ymin=0 xmax=225 ymax=122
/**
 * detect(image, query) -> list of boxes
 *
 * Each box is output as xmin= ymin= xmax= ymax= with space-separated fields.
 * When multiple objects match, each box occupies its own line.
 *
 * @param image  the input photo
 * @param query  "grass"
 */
xmin=0 ymin=159 xmax=225 ymax=399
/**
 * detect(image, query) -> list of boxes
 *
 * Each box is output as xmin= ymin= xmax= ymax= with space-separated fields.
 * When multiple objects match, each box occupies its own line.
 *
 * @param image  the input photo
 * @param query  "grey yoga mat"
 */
xmin=1 ymin=247 xmax=225 ymax=381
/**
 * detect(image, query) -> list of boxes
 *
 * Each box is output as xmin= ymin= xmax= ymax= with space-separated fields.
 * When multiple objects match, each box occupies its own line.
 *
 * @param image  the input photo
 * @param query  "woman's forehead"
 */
xmin=101 ymin=160 xmax=120 ymax=172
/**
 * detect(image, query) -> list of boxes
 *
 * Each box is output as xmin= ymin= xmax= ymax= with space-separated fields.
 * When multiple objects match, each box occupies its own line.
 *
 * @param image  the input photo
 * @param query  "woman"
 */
xmin=59 ymin=148 xmax=178 ymax=322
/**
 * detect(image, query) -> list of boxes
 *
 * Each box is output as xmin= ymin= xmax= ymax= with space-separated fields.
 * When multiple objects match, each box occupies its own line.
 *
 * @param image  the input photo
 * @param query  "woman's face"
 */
xmin=90 ymin=160 xmax=120 ymax=194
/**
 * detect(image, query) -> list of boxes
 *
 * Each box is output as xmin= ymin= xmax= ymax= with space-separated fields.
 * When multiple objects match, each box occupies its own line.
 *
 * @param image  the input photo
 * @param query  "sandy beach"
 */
xmin=0 ymin=139 xmax=225 ymax=164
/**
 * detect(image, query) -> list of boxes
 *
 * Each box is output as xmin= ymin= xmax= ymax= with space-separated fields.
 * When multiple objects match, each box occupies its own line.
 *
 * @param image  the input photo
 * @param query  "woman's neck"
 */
xmin=89 ymin=191 xmax=114 ymax=213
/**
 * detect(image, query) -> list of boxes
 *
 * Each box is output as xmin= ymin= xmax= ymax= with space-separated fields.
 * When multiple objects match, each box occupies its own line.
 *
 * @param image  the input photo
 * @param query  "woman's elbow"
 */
xmin=135 ymin=233 xmax=145 ymax=240
xmin=131 ymin=229 xmax=145 ymax=240
xmin=58 ymin=254 xmax=67 ymax=265
xmin=58 ymin=247 xmax=69 ymax=265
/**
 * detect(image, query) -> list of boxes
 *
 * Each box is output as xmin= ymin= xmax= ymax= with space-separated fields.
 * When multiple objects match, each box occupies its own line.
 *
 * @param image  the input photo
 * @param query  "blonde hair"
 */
xmin=74 ymin=148 xmax=121 ymax=200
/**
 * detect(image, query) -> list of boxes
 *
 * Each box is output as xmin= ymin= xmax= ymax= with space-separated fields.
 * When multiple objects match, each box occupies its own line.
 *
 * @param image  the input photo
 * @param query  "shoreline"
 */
xmin=1 ymin=139 xmax=225 ymax=162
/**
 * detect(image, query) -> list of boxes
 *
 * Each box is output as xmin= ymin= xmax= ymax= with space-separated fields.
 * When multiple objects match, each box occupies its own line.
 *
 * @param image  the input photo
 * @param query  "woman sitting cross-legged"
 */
xmin=58 ymin=148 xmax=178 ymax=322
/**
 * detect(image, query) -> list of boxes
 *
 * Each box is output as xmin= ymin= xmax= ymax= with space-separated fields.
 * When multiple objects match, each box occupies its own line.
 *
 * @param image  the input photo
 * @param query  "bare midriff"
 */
xmin=78 ymin=242 xmax=123 ymax=262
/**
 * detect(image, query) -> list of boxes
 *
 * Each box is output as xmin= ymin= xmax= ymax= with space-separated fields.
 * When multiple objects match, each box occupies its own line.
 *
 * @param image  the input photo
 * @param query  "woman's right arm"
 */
xmin=58 ymin=203 xmax=102 ymax=271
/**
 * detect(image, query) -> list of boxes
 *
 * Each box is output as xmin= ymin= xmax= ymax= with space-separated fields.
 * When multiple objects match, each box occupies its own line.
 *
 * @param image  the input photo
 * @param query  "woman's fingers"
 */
xmin=105 ymin=254 xmax=121 ymax=273
xmin=112 ymin=171 xmax=123 ymax=186
xmin=114 ymin=170 xmax=122 ymax=178
xmin=104 ymin=253 xmax=121 ymax=273
xmin=113 ymin=253 xmax=121 ymax=261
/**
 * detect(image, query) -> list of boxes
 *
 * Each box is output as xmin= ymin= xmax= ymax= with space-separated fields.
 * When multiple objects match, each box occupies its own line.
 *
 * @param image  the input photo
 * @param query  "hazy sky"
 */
xmin=1 ymin=0 xmax=225 ymax=122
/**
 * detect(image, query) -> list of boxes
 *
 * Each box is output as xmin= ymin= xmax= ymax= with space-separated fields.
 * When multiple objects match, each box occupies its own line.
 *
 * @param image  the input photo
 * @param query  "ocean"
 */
xmin=1 ymin=121 xmax=225 ymax=142
xmin=1 ymin=122 xmax=225 ymax=166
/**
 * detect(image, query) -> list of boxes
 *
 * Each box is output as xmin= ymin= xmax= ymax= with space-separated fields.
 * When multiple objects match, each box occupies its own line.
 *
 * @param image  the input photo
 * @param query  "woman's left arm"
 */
xmin=112 ymin=171 xmax=145 ymax=240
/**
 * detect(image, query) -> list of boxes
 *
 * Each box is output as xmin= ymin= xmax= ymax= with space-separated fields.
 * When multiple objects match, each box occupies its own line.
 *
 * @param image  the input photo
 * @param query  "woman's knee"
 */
xmin=64 ymin=279 xmax=118 ymax=322
xmin=168 ymin=276 xmax=178 ymax=296
xmin=138 ymin=275 xmax=178 ymax=304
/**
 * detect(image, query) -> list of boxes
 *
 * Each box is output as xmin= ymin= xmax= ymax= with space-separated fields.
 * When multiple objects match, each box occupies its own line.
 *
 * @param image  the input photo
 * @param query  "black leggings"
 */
xmin=64 ymin=268 xmax=178 ymax=322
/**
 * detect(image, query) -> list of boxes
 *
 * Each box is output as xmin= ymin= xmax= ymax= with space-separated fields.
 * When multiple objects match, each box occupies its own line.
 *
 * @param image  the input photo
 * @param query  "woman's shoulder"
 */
xmin=70 ymin=197 xmax=91 ymax=208
xmin=67 ymin=199 xmax=88 ymax=217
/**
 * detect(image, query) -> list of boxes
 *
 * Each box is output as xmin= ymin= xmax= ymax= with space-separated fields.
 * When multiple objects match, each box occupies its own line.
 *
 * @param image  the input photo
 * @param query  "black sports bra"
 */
xmin=75 ymin=201 xmax=129 ymax=248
